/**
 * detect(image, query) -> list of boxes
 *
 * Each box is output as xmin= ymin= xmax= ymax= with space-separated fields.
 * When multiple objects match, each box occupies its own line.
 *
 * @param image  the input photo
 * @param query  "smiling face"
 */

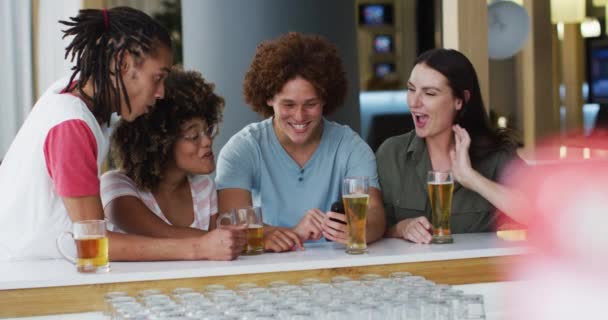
xmin=172 ymin=118 xmax=216 ymax=175
xmin=119 ymin=45 xmax=173 ymax=122
xmin=267 ymin=76 xmax=324 ymax=148
xmin=407 ymin=63 xmax=463 ymax=141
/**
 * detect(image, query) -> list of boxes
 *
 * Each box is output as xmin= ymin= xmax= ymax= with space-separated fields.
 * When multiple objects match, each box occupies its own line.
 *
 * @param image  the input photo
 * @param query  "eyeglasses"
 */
xmin=180 ymin=124 xmax=218 ymax=142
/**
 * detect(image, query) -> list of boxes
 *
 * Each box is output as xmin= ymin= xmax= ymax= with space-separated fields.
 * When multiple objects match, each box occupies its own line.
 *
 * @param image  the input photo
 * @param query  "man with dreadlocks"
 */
xmin=0 ymin=7 xmax=245 ymax=262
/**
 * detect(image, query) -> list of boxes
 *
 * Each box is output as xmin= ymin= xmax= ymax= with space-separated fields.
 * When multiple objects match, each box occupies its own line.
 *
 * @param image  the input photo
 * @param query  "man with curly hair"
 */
xmin=100 ymin=67 xmax=247 ymax=260
xmin=216 ymin=32 xmax=386 ymax=252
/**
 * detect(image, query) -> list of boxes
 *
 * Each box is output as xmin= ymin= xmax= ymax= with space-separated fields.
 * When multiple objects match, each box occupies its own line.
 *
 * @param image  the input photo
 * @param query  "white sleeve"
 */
xmin=210 ymin=179 xmax=218 ymax=216
xmin=190 ymin=174 xmax=217 ymax=231
xmin=100 ymin=170 xmax=141 ymax=209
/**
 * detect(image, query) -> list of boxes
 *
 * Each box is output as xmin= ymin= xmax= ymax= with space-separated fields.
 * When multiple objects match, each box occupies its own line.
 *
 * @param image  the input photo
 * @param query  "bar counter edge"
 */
xmin=0 ymin=233 xmax=527 ymax=318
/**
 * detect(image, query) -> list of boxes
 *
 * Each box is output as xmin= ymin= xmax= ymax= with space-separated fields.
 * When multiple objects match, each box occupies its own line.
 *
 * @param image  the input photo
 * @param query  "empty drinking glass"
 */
xmin=137 ymin=289 xmax=163 ymax=300
xmin=203 ymin=284 xmax=227 ymax=293
xmin=458 ymin=294 xmax=486 ymax=319
xmin=104 ymin=293 xmax=132 ymax=316
xmin=330 ymin=276 xmax=351 ymax=284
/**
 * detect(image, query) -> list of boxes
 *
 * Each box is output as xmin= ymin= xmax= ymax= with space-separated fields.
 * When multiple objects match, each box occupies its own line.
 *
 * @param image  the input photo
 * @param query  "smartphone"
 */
xmin=330 ymin=201 xmax=345 ymax=217
xmin=326 ymin=200 xmax=346 ymax=242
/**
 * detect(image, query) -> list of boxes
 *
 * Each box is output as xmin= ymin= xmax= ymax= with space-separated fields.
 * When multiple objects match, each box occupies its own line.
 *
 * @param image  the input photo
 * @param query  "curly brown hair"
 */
xmin=243 ymin=32 xmax=347 ymax=118
xmin=111 ymin=66 xmax=225 ymax=190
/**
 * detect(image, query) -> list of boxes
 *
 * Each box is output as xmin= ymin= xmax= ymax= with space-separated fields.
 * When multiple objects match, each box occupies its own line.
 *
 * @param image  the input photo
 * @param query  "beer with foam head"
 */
xmin=427 ymin=171 xmax=454 ymax=244
xmin=342 ymin=176 xmax=370 ymax=254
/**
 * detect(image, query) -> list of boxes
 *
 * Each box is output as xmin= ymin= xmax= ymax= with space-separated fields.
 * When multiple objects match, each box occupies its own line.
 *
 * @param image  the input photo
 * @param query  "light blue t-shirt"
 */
xmin=216 ymin=117 xmax=379 ymax=228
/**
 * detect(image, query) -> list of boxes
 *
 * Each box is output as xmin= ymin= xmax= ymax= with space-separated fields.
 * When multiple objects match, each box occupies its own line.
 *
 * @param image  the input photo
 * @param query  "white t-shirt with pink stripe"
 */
xmin=100 ymin=170 xmax=217 ymax=232
xmin=0 ymin=77 xmax=113 ymax=261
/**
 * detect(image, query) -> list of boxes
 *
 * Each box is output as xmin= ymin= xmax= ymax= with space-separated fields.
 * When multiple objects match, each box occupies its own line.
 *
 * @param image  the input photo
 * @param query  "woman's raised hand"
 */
xmin=450 ymin=125 xmax=475 ymax=189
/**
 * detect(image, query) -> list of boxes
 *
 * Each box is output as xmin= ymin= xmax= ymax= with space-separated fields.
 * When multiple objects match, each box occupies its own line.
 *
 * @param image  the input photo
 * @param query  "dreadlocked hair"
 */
xmin=60 ymin=7 xmax=172 ymax=124
xmin=111 ymin=66 xmax=225 ymax=191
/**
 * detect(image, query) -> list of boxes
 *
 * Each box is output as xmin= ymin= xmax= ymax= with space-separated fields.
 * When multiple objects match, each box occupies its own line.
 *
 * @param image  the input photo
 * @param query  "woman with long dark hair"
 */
xmin=377 ymin=48 xmax=525 ymax=244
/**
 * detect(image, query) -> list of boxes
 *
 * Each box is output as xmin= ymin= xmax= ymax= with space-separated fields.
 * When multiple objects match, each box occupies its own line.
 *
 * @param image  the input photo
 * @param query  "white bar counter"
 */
xmin=0 ymin=233 xmax=527 ymax=317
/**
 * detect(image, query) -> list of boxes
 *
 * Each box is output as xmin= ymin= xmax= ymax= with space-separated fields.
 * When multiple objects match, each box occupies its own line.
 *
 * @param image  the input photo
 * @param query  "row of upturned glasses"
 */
xmin=104 ymin=272 xmax=485 ymax=320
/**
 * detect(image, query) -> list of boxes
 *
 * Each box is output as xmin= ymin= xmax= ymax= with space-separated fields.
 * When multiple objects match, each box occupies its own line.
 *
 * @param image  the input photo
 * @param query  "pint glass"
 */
xmin=56 ymin=219 xmax=110 ymax=273
xmin=427 ymin=171 xmax=454 ymax=244
xmin=342 ymin=176 xmax=369 ymax=254
xmin=217 ymin=206 xmax=264 ymax=255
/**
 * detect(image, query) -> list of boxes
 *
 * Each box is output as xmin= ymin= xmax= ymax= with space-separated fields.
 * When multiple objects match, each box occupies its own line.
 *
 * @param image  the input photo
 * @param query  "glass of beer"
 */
xmin=427 ymin=171 xmax=455 ymax=244
xmin=56 ymin=219 xmax=110 ymax=273
xmin=342 ymin=176 xmax=369 ymax=254
xmin=217 ymin=206 xmax=264 ymax=255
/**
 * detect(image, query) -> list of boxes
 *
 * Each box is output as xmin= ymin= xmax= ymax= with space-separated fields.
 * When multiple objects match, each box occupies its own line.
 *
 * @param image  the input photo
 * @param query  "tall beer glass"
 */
xmin=427 ymin=171 xmax=454 ymax=244
xmin=342 ymin=176 xmax=369 ymax=254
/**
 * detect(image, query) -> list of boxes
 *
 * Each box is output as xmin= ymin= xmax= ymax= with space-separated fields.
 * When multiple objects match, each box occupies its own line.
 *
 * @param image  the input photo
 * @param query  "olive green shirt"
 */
xmin=376 ymin=131 xmax=518 ymax=233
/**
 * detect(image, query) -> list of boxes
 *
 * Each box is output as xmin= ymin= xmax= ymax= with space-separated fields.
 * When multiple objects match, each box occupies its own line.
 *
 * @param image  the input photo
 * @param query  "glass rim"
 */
xmin=218 ymin=207 xmax=263 ymax=221
xmin=73 ymin=219 xmax=106 ymax=226
xmin=427 ymin=171 xmax=454 ymax=181
xmin=232 ymin=206 xmax=262 ymax=212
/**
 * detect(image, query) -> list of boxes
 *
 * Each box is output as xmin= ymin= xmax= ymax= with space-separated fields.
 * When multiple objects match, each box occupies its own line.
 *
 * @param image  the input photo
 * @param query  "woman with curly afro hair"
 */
xmin=100 ymin=67 xmax=247 ymax=261
xmin=216 ymin=32 xmax=386 ymax=253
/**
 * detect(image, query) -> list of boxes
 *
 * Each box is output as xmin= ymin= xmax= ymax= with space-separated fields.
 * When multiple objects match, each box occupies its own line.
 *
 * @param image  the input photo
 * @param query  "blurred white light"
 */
xmin=551 ymin=0 xmax=586 ymax=24
xmin=559 ymin=145 xmax=567 ymax=159
xmin=583 ymin=148 xmax=591 ymax=159
xmin=557 ymin=23 xmax=564 ymax=41
xmin=498 ymin=116 xmax=508 ymax=128
xmin=487 ymin=0 xmax=522 ymax=4
xmin=606 ymin=5 xmax=608 ymax=35
xmin=581 ymin=18 xmax=601 ymax=38
xmin=561 ymin=191 xmax=608 ymax=260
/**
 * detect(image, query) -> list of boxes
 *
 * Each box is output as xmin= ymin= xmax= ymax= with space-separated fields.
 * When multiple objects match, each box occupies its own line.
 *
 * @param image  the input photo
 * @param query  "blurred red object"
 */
xmin=505 ymin=130 xmax=608 ymax=319
xmin=513 ymin=160 xmax=608 ymax=263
